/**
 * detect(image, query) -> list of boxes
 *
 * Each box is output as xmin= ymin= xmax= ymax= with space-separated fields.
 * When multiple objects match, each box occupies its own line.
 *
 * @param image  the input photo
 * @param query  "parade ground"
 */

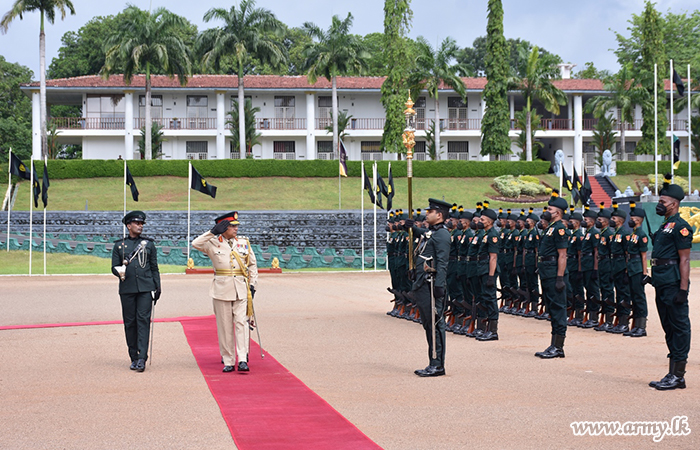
xmin=2 ymin=270 xmax=700 ymax=449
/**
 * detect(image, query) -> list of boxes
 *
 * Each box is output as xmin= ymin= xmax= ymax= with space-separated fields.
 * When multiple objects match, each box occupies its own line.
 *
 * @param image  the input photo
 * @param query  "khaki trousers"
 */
xmin=212 ymin=297 xmax=249 ymax=365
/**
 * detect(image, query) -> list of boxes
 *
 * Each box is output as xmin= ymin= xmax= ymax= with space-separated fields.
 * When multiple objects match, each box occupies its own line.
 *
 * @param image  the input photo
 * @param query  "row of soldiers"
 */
xmin=386 ymin=195 xmax=651 ymax=342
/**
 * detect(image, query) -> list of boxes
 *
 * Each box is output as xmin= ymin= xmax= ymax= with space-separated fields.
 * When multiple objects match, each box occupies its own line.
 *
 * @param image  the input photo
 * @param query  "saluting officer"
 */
xmin=535 ymin=191 xmax=569 ymax=358
xmin=594 ymin=203 xmax=616 ymax=332
xmin=111 ymin=211 xmax=161 ymax=372
xmin=625 ymin=202 xmax=649 ymax=338
xmin=608 ymin=202 xmax=632 ymax=334
xmin=649 ymin=176 xmax=692 ymax=391
xmin=476 ymin=205 xmax=501 ymax=341
xmin=579 ymin=204 xmax=601 ymax=328
xmin=405 ymin=198 xmax=452 ymax=377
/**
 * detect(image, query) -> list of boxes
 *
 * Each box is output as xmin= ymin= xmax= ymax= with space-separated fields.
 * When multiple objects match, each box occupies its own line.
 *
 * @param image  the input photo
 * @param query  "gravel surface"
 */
xmin=1 ymin=271 xmax=699 ymax=449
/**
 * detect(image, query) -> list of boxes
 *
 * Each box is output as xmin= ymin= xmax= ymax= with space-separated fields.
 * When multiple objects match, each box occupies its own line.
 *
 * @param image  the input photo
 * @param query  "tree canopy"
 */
xmin=0 ymin=56 xmax=33 ymax=162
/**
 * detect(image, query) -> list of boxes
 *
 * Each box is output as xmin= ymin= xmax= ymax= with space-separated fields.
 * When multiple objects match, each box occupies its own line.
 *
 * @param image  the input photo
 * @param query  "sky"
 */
xmin=1 ymin=0 xmax=698 ymax=79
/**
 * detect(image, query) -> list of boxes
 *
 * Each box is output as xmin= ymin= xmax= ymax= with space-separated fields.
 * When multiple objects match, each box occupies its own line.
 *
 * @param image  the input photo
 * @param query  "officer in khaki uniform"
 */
xmin=193 ymin=211 xmax=258 ymax=373
xmin=111 ymin=211 xmax=161 ymax=372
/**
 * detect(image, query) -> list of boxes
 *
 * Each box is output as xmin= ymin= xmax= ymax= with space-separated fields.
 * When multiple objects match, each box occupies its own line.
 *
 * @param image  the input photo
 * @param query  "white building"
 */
xmin=21 ymin=72 xmax=695 ymax=175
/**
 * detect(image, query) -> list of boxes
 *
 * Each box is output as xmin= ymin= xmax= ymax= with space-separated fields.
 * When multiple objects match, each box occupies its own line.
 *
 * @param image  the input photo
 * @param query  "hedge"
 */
xmin=27 ymin=159 xmax=551 ymax=180
xmin=616 ymin=161 xmax=700 ymax=176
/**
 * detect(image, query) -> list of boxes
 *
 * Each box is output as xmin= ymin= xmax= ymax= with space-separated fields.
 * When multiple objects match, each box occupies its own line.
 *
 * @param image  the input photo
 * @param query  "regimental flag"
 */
xmin=31 ymin=162 xmax=41 ymax=208
xmin=41 ymin=161 xmax=50 ymax=208
xmin=579 ymin=170 xmax=592 ymax=206
xmin=673 ymin=69 xmax=686 ymax=97
xmin=9 ymin=153 xmax=31 ymax=180
xmin=362 ymin=163 xmax=377 ymax=206
xmin=572 ymin=167 xmax=583 ymax=205
xmin=376 ymin=173 xmax=387 ymax=210
xmin=339 ymin=139 xmax=348 ymax=177
xmin=125 ymin=163 xmax=139 ymax=202
xmin=191 ymin=165 xmax=217 ymax=199
xmin=562 ymin=165 xmax=574 ymax=192
xmin=673 ymin=135 xmax=681 ymax=167
xmin=386 ymin=166 xmax=395 ymax=211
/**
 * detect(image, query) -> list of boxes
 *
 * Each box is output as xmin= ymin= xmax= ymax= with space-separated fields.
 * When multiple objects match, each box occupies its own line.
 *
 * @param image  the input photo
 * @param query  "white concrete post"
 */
xmin=31 ymin=90 xmax=41 ymax=160
xmin=216 ymin=91 xmax=226 ymax=160
xmin=574 ymin=95 xmax=583 ymax=176
xmin=306 ymin=92 xmax=315 ymax=160
xmin=567 ymin=96 xmax=573 ymax=129
xmin=124 ymin=91 xmax=134 ymax=160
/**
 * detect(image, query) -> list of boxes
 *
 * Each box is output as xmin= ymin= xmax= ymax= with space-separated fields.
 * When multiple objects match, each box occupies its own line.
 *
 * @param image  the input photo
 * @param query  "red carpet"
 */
xmin=181 ymin=315 xmax=382 ymax=450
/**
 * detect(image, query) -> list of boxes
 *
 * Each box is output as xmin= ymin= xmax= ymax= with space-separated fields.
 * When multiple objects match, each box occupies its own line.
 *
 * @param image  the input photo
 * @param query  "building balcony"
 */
xmin=253 ymin=118 xmax=306 ymax=130
xmin=315 ymin=118 xmax=385 ymax=130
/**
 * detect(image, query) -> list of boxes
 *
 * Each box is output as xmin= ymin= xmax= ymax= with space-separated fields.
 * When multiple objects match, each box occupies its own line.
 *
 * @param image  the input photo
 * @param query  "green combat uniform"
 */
xmin=475 ymin=207 xmax=501 ymax=341
xmin=465 ymin=205 xmax=485 ymax=338
xmin=456 ymin=210 xmax=475 ymax=334
xmin=566 ymin=213 xmax=585 ymax=326
xmin=497 ymin=209 xmax=512 ymax=310
xmin=411 ymin=199 xmax=452 ymax=377
xmin=609 ymin=204 xmax=631 ymax=334
xmin=111 ymin=211 xmax=161 ymax=371
xmin=594 ymin=206 xmax=616 ymax=332
xmin=523 ymin=210 xmax=541 ymax=317
xmin=446 ymin=206 xmax=464 ymax=331
xmin=535 ymin=193 xmax=569 ymax=359
xmin=649 ymin=179 xmax=693 ymax=390
xmin=579 ymin=205 xmax=601 ymax=328
xmin=625 ymin=203 xmax=649 ymax=337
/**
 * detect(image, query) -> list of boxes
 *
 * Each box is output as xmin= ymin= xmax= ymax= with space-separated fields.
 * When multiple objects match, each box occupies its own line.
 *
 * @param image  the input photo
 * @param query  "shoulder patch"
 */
xmin=492 ymin=236 xmax=498 ymax=243
xmin=558 ymin=228 xmax=565 ymax=236
xmin=680 ymin=227 xmax=690 ymax=237
xmin=595 ymin=234 xmax=600 ymax=239
xmin=642 ymin=237 xmax=648 ymax=243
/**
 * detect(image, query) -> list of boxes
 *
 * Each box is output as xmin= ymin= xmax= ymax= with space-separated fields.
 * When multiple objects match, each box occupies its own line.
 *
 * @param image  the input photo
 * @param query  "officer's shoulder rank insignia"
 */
xmin=558 ymin=228 xmax=565 ymax=236
xmin=492 ymin=236 xmax=498 ymax=243
xmin=680 ymin=227 xmax=690 ymax=237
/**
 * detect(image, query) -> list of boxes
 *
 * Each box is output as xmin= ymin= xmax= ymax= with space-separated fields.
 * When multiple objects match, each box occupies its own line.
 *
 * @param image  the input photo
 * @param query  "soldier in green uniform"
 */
xmin=535 ymin=191 xmax=569 ymax=358
xmin=111 ymin=211 xmax=161 ymax=372
xmin=579 ymin=204 xmax=601 ymax=328
xmin=497 ymin=208 xmax=512 ymax=312
xmin=624 ymin=202 xmax=650 ymax=338
xmin=594 ymin=203 xmax=616 ymax=332
xmin=512 ymin=210 xmax=528 ymax=315
xmin=466 ymin=203 xmax=486 ymax=337
xmin=455 ymin=209 xmax=474 ymax=334
xmin=534 ymin=207 xmax=551 ymax=321
xmin=523 ymin=208 xmax=540 ymax=317
xmin=446 ymin=205 xmax=464 ymax=332
xmin=476 ymin=205 xmax=501 ymax=341
xmin=504 ymin=209 xmax=521 ymax=314
xmin=386 ymin=211 xmax=399 ymax=316
xmin=404 ymin=199 xmax=451 ymax=377
xmin=648 ymin=177 xmax=692 ymax=390
xmin=566 ymin=208 xmax=585 ymax=326
xmin=608 ymin=202 xmax=632 ymax=334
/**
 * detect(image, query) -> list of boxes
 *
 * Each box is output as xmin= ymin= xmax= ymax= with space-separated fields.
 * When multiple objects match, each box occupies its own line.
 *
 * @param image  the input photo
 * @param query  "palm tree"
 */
xmin=409 ymin=36 xmax=467 ymax=160
xmin=198 ymin=0 xmax=286 ymax=159
xmin=302 ymin=13 xmax=369 ymax=159
xmin=324 ymin=111 xmax=353 ymax=141
xmin=101 ymin=6 xmax=192 ymax=160
xmin=227 ymin=99 xmax=262 ymax=157
xmin=514 ymin=108 xmax=543 ymax=160
xmin=510 ymin=46 xmax=567 ymax=161
xmin=138 ymin=122 xmax=166 ymax=160
xmin=1 ymin=1 xmax=76 ymax=159
xmin=585 ymin=63 xmax=645 ymax=156
xmin=591 ymin=114 xmax=617 ymax=167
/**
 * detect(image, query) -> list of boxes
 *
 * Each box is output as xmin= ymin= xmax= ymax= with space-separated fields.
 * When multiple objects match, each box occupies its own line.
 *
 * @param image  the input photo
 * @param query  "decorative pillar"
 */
xmin=216 ymin=91 xmax=226 ymax=160
xmin=124 ymin=90 xmax=134 ymax=160
xmin=31 ymin=90 xmax=41 ymax=160
xmin=574 ymin=95 xmax=583 ymax=175
xmin=567 ymin=95 xmax=573 ymax=130
xmin=306 ymin=92 xmax=315 ymax=160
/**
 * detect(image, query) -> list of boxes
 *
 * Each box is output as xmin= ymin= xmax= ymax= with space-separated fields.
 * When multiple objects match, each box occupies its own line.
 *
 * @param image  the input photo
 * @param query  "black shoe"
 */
xmin=476 ymin=331 xmax=499 ymax=341
xmin=629 ymin=327 xmax=647 ymax=337
xmin=581 ymin=319 xmax=597 ymax=328
xmin=238 ymin=361 xmax=250 ymax=372
xmin=535 ymin=346 xmax=565 ymax=359
xmin=136 ymin=359 xmax=146 ymax=372
xmin=655 ymin=375 xmax=686 ymax=390
xmin=223 ymin=365 xmax=235 ymax=373
xmin=594 ymin=322 xmax=613 ymax=332
xmin=130 ymin=361 xmax=138 ymax=370
xmin=608 ymin=324 xmax=629 ymax=334
xmin=414 ymin=365 xmax=445 ymax=377
xmin=623 ymin=327 xmax=636 ymax=336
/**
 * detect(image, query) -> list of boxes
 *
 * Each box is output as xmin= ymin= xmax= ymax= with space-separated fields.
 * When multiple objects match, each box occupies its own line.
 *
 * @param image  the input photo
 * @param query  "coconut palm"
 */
xmin=409 ymin=36 xmax=467 ymax=160
xmin=302 ymin=13 xmax=369 ymax=158
xmin=324 ymin=111 xmax=353 ymax=141
xmin=514 ymin=108 xmax=543 ymax=160
xmin=198 ymin=0 xmax=286 ymax=159
xmin=227 ymin=99 xmax=262 ymax=157
xmin=585 ymin=63 xmax=646 ymax=156
xmin=1 ymin=1 xmax=76 ymax=159
xmin=510 ymin=46 xmax=567 ymax=161
xmin=101 ymin=6 xmax=192 ymax=160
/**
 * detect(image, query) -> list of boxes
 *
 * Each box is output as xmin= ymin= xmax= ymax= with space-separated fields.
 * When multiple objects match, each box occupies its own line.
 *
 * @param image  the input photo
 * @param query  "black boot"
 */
xmin=535 ymin=335 xmax=565 ymax=359
xmin=476 ymin=319 xmax=499 ymax=341
xmin=629 ymin=317 xmax=647 ymax=337
xmin=609 ymin=315 xmax=630 ymax=334
xmin=594 ymin=313 xmax=613 ymax=332
xmin=467 ymin=318 xmax=486 ymax=338
xmin=649 ymin=360 xmax=674 ymax=388
xmin=655 ymin=360 xmax=687 ymax=390
xmin=582 ymin=310 xmax=599 ymax=328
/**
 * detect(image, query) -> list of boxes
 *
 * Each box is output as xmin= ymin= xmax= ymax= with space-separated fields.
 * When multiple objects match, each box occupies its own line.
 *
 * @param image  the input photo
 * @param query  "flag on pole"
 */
xmin=673 ymin=69 xmax=686 ymax=97
xmin=386 ymin=165 xmax=394 ymax=211
xmin=125 ymin=163 xmax=140 ymax=202
xmin=673 ymin=135 xmax=681 ymax=167
xmin=191 ymin=165 xmax=217 ymax=198
xmin=363 ymin=163 xmax=376 ymax=205
xmin=41 ymin=161 xmax=50 ymax=208
xmin=579 ymin=170 xmax=592 ymax=206
xmin=562 ymin=165 xmax=574 ymax=192
xmin=31 ymin=162 xmax=41 ymax=208
xmin=339 ymin=139 xmax=348 ymax=177
xmin=9 ymin=153 xmax=31 ymax=180
xmin=375 ymin=173 xmax=387 ymax=210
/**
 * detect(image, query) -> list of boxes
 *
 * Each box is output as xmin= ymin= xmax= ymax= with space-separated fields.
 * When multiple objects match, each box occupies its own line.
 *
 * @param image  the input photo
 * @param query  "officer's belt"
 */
xmin=522 ymin=249 xmax=533 ymax=255
xmin=611 ymin=254 xmax=627 ymax=259
xmin=499 ymin=249 xmax=513 ymax=253
xmin=457 ymin=256 xmax=467 ymax=261
xmin=538 ymin=256 xmax=557 ymax=262
xmin=215 ymin=269 xmax=247 ymax=276
xmin=449 ymin=256 xmax=458 ymax=261
xmin=581 ymin=252 xmax=594 ymax=257
xmin=651 ymin=258 xmax=679 ymax=267
xmin=597 ymin=254 xmax=610 ymax=261
xmin=475 ymin=254 xmax=490 ymax=262
xmin=628 ymin=254 xmax=642 ymax=260
xmin=566 ymin=254 xmax=579 ymax=259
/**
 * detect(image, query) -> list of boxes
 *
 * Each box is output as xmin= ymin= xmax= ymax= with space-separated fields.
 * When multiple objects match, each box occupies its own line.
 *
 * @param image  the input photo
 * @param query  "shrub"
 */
xmin=617 ymin=161 xmax=700 ymax=175
xmin=493 ymin=175 xmax=548 ymax=198
xmin=647 ymin=174 xmax=689 ymax=192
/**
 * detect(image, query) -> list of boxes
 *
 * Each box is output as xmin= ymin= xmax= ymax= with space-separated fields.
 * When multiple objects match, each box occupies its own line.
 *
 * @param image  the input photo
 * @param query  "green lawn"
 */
xmin=0 ymin=250 xmax=185 ymax=275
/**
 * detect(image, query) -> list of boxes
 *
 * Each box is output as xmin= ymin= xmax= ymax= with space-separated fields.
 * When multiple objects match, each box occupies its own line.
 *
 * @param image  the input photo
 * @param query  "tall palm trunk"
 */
xmin=238 ymin=73 xmax=246 ymax=158
xmin=434 ymin=95 xmax=440 ymax=160
xmin=145 ymin=64 xmax=152 ymax=160
xmin=525 ymin=100 xmax=533 ymax=161
xmin=39 ymin=12 xmax=47 ymax=160
xmin=332 ymin=75 xmax=338 ymax=158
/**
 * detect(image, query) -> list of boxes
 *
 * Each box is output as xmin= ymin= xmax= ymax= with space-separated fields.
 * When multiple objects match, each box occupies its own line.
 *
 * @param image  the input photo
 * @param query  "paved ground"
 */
xmin=1 ymin=271 xmax=699 ymax=449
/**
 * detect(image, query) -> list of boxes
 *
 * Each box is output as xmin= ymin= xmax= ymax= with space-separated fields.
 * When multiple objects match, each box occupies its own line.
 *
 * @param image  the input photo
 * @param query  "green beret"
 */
xmin=629 ymin=201 xmax=645 ymax=218
xmin=659 ymin=174 xmax=685 ymax=201
xmin=481 ymin=208 xmax=497 ymax=221
xmin=547 ymin=190 xmax=568 ymax=212
xmin=611 ymin=202 xmax=627 ymax=219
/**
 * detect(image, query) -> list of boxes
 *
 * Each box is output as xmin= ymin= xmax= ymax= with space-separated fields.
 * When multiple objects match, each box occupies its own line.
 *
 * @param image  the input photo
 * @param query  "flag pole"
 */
xmin=43 ymin=156 xmax=47 ymax=275
xmin=373 ymin=161 xmax=377 ymax=271
xmin=123 ymin=159 xmax=127 ymax=241
xmin=654 ymin=63 xmax=659 ymax=196
xmin=187 ymin=162 xmax=192 ymax=264
xmin=386 ymin=162 xmax=391 ymax=271
xmin=29 ymin=158 xmax=34 ymax=276
xmin=361 ymin=160 xmax=365 ymax=272
xmin=338 ymin=141 xmax=341 ymax=210
xmin=6 ymin=147 xmax=11 ymax=252
xmin=559 ymin=160 xmax=563 ymax=194
xmin=671 ymin=59 xmax=675 ymax=182
xmin=689 ymin=64 xmax=693 ymax=195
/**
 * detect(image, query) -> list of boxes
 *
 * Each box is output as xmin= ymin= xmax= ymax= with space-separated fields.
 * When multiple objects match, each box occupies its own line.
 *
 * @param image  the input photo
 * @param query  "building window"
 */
xmin=318 ymin=96 xmax=332 ymax=128
xmin=447 ymin=141 xmax=469 ymax=160
xmin=86 ymin=94 xmax=125 ymax=129
xmin=231 ymin=95 xmax=252 ymax=109
xmin=361 ymin=141 xmax=382 ymax=160
xmin=414 ymin=141 xmax=428 ymax=160
xmin=273 ymin=141 xmax=296 ymax=159
xmin=317 ymin=141 xmax=335 ymax=160
xmin=447 ymin=97 xmax=467 ymax=130
xmin=138 ymin=95 xmax=163 ymax=118
xmin=275 ymin=96 xmax=295 ymax=118
xmin=186 ymin=141 xmax=208 ymax=160
xmin=624 ymin=141 xmax=637 ymax=161
xmin=187 ymin=95 xmax=209 ymax=129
